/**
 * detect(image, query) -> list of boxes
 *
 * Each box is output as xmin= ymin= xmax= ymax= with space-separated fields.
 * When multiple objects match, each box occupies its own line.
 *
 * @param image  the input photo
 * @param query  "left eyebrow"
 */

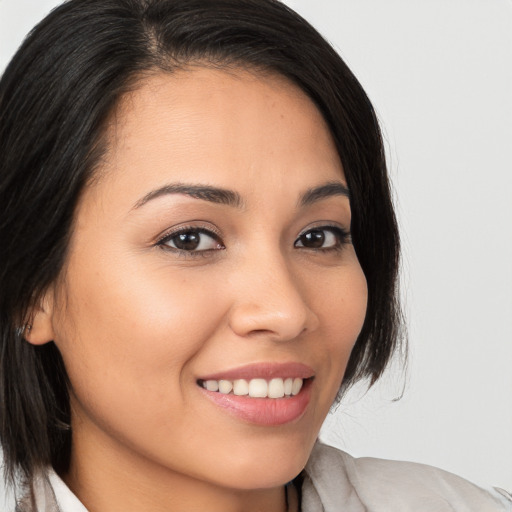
xmin=132 ymin=183 xmax=244 ymax=210
xmin=299 ymin=181 xmax=350 ymax=207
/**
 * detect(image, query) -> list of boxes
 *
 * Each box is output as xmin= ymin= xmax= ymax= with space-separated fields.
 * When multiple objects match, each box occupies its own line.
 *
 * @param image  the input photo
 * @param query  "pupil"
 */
xmin=175 ymin=232 xmax=200 ymax=250
xmin=302 ymin=230 xmax=324 ymax=248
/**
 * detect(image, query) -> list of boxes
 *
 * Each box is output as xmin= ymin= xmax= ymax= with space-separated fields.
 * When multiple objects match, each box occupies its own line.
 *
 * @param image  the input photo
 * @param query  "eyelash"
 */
xmin=156 ymin=225 xmax=224 ymax=257
xmin=294 ymin=225 xmax=351 ymax=253
xmin=156 ymin=224 xmax=351 ymax=257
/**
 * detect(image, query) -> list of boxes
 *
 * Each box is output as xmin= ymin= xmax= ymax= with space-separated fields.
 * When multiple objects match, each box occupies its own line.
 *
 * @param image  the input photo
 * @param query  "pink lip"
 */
xmin=197 ymin=362 xmax=314 ymax=426
xmin=200 ymin=380 xmax=312 ymax=426
xmin=198 ymin=362 xmax=314 ymax=382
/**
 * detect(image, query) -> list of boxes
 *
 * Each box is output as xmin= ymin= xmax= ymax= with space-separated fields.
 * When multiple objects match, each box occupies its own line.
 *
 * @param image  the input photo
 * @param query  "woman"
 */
xmin=0 ymin=0 xmax=510 ymax=510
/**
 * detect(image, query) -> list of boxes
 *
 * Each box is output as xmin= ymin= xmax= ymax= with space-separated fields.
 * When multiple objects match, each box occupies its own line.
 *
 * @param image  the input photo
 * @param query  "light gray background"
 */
xmin=1 ymin=0 xmax=511 ymax=502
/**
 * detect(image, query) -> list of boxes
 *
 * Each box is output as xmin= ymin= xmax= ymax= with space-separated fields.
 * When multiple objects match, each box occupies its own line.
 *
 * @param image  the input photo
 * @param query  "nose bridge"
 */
xmin=228 ymin=245 xmax=319 ymax=341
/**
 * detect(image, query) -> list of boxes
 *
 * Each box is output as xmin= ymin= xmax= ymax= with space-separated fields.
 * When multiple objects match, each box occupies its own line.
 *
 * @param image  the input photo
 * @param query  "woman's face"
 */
xmin=47 ymin=68 xmax=367 ymax=492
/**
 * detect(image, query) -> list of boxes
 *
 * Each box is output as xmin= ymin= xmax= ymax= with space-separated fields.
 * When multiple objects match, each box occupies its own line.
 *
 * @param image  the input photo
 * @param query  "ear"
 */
xmin=24 ymin=289 xmax=56 ymax=346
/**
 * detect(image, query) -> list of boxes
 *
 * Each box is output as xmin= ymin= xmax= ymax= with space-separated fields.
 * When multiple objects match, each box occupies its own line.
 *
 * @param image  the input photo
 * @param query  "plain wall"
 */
xmin=1 ymin=0 xmax=511 ymax=500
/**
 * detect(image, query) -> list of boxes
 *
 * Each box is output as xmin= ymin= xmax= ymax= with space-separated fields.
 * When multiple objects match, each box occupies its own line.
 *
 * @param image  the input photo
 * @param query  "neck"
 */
xmin=63 ymin=423 xmax=291 ymax=512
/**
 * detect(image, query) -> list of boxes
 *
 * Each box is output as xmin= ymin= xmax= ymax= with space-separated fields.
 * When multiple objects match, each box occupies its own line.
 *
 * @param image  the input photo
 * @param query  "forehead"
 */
xmin=88 ymin=66 xmax=344 ymax=208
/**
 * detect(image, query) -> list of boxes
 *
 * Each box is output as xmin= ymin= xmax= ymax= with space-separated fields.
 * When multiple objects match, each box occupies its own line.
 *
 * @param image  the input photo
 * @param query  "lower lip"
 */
xmin=199 ymin=379 xmax=312 ymax=426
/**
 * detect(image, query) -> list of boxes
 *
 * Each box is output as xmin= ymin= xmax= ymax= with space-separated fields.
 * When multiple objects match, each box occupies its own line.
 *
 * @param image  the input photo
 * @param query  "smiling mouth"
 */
xmin=197 ymin=377 xmax=310 ymax=398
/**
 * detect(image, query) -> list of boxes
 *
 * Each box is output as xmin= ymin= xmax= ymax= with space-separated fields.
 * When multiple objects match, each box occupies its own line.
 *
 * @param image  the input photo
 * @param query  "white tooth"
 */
xmin=284 ymin=378 xmax=293 ymax=395
xmin=205 ymin=380 xmax=219 ymax=392
xmin=218 ymin=380 xmax=233 ymax=394
xmin=268 ymin=378 xmax=285 ymax=398
xmin=233 ymin=379 xmax=249 ymax=396
xmin=249 ymin=378 xmax=268 ymax=398
xmin=291 ymin=378 xmax=303 ymax=396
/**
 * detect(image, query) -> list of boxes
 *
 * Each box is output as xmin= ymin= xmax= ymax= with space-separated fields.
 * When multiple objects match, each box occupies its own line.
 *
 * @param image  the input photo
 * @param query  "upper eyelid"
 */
xmin=296 ymin=223 xmax=350 ymax=237
xmin=156 ymin=224 xmax=222 ymax=245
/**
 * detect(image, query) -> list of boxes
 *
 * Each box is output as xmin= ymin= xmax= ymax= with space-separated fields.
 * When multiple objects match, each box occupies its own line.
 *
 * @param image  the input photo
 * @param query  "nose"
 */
xmin=227 ymin=254 xmax=320 ymax=342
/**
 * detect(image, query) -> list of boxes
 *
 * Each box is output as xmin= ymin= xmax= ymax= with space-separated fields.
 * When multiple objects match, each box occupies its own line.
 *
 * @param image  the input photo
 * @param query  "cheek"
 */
xmin=51 ymin=258 xmax=230 ymax=427
xmin=317 ymin=260 xmax=368 ymax=346
xmin=313 ymin=260 xmax=368 ymax=393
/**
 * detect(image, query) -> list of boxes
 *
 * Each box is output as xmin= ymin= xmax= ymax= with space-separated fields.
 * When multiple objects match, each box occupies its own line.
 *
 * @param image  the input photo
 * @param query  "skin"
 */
xmin=28 ymin=67 xmax=368 ymax=512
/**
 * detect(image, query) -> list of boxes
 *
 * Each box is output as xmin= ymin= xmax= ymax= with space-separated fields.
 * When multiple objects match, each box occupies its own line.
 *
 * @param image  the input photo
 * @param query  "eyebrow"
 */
xmin=299 ymin=181 xmax=350 ymax=207
xmin=133 ymin=183 xmax=244 ymax=210
xmin=132 ymin=180 xmax=349 ymax=210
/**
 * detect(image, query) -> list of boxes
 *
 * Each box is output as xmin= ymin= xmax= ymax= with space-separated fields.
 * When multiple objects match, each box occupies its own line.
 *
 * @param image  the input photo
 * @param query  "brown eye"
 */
xmin=160 ymin=229 xmax=223 ymax=252
xmin=295 ymin=226 xmax=348 ymax=250
xmin=297 ymin=230 xmax=326 ymax=248
xmin=173 ymin=232 xmax=202 ymax=251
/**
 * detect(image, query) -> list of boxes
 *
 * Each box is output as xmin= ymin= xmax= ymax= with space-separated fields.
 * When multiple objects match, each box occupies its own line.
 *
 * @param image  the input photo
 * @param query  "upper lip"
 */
xmin=198 ymin=362 xmax=314 ymax=382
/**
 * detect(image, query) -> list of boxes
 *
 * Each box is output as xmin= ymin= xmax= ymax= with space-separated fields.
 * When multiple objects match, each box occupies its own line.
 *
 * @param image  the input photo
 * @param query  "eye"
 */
xmin=294 ymin=226 xmax=349 ymax=250
xmin=158 ymin=228 xmax=224 ymax=253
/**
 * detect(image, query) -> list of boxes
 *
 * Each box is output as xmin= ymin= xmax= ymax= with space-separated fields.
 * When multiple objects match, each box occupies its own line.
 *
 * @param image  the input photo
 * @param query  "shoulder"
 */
xmin=302 ymin=442 xmax=512 ymax=512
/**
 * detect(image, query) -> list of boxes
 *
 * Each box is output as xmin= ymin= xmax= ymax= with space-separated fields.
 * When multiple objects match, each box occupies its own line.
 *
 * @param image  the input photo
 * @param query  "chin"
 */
xmin=206 ymin=433 xmax=314 ymax=490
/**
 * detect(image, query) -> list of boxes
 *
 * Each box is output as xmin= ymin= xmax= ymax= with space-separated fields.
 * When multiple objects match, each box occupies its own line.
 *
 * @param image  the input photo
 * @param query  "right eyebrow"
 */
xmin=132 ymin=183 xmax=245 ymax=210
xmin=298 ymin=181 xmax=350 ymax=207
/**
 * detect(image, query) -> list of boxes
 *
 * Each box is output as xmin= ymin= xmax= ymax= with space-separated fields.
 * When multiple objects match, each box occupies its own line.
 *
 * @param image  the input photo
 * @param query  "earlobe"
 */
xmin=23 ymin=292 xmax=56 ymax=346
